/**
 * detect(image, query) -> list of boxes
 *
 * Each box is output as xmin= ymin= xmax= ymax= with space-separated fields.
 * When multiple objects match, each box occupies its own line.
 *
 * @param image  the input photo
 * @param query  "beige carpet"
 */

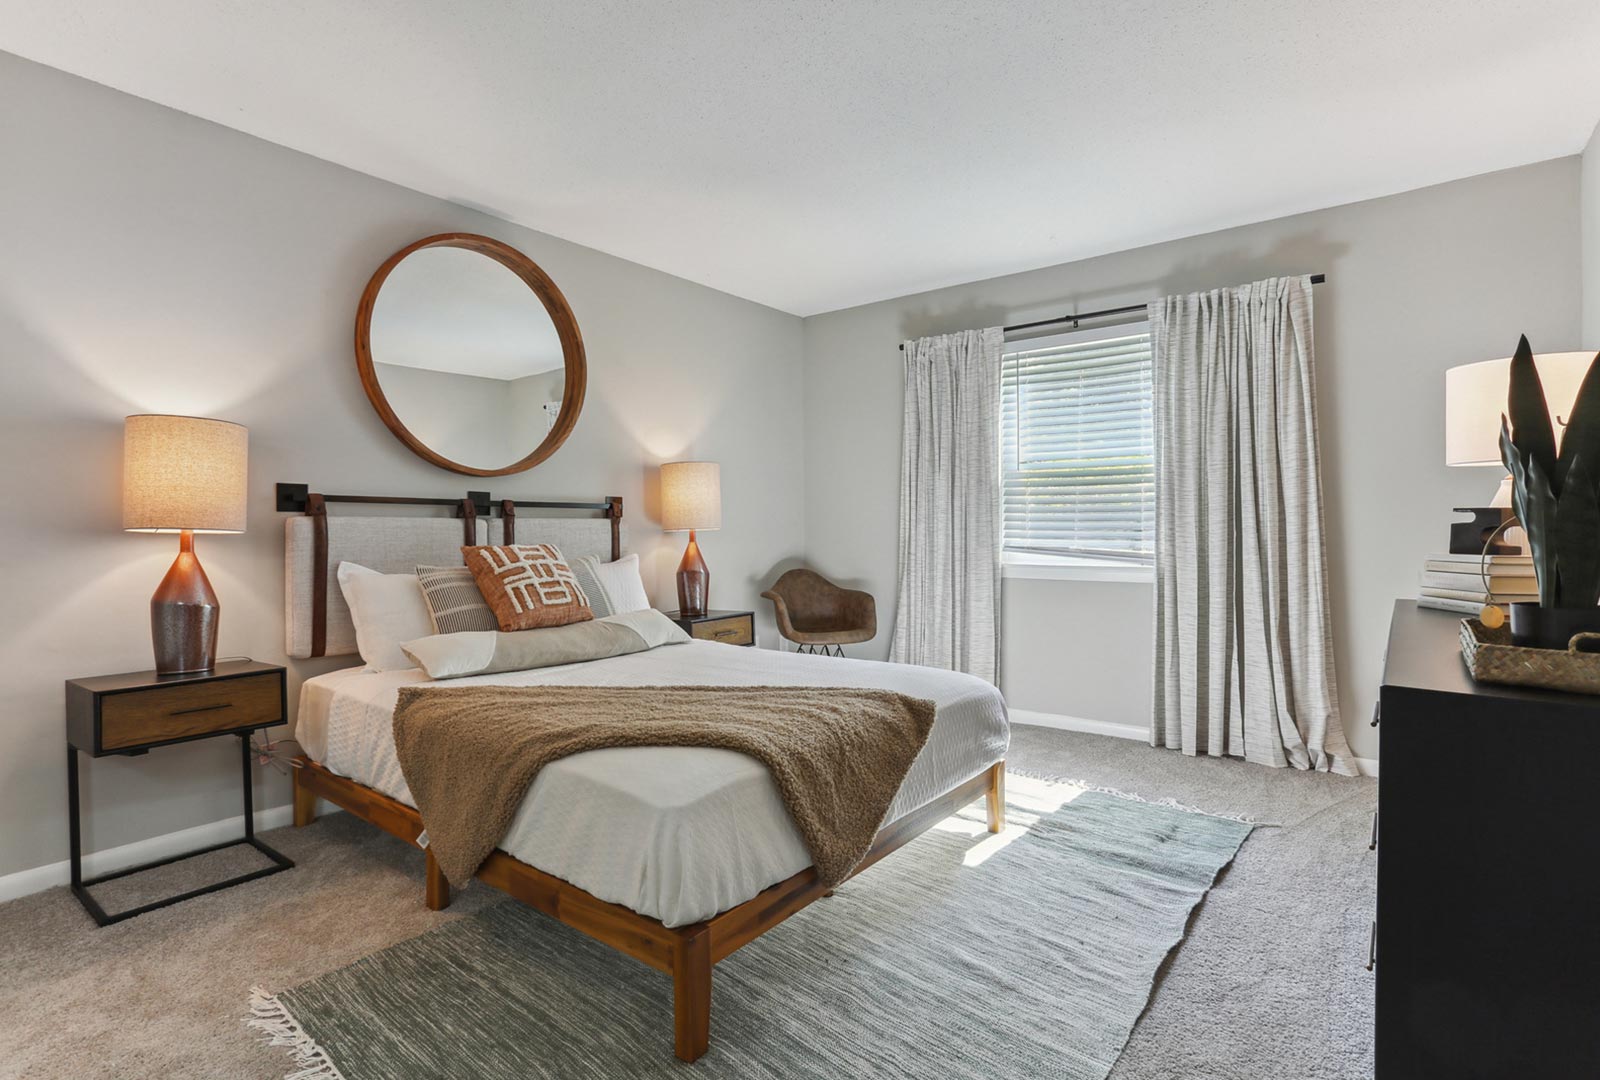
xmin=0 ymin=728 xmax=1376 ymax=1080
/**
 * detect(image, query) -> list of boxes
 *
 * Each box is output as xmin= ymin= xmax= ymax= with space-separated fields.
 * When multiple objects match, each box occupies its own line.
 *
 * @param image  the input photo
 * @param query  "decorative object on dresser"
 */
xmin=355 ymin=232 xmax=587 ymax=477
xmin=1445 ymin=506 xmax=1518 ymax=556
xmin=1415 ymin=551 xmax=1536 ymax=615
xmin=1494 ymin=338 xmax=1600 ymax=648
xmin=762 ymin=568 xmax=877 ymax=655
xmin=64 ymin=661 xmax=292 ymax=926
xmin=1377 ymin=600 xmax=1600 ymax=1076
xmin=660 ymin=460 xmax=721 ymax=617
xmin=123 ymin=414 xmax=248 ymax=674
xmin=664 ymin=608 xmax=755 ymax=646
xmin=1459 ymin=616 xmax=1600 ymax=695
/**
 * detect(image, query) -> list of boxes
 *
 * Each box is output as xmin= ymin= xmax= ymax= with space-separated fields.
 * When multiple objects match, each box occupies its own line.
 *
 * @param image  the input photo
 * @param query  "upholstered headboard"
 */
xmin=280 ymin=485 xmax=623 ymax=659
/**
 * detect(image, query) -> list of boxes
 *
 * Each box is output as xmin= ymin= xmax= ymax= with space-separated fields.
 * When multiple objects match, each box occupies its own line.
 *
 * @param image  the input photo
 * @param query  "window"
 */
xmin=1000 ymin=324 xmax=1155 ymax=566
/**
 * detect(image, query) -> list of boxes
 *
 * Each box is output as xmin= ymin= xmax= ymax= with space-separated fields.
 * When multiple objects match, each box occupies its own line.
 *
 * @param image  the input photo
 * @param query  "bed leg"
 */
xmin=671 ymin=927 xmax=712 ymax=1063
xmin=293 ymin=770 xmax=317 ymax=827
xmin=986 ymin=762 xmax=1005 ymax=834
xmin=424 ymin=848 xmax=451 ymax=911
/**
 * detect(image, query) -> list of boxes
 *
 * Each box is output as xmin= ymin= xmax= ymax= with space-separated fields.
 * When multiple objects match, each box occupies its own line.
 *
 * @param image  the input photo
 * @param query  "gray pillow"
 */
xmin=400 ymin=609 xmax=690 ymax=680
xmin=415 ymin=565 xmax=497 ymax=634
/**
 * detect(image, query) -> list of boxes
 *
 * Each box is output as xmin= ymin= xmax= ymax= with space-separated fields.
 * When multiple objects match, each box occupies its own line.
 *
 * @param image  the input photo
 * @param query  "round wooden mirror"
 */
xmin=355 ymin=233 xmax=586 ymax=476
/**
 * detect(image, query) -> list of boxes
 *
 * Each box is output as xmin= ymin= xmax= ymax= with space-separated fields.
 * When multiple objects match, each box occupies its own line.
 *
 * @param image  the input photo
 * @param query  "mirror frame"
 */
xmin=354 ymin=232 xmax=587 ymax=477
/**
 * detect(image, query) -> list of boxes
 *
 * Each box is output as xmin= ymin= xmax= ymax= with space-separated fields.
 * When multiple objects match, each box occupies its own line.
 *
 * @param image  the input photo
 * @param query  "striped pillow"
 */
xmin=415 ymin=565 xmax=498 ymax=634
xmin=571 ymin=553 xmax=650 ymax=619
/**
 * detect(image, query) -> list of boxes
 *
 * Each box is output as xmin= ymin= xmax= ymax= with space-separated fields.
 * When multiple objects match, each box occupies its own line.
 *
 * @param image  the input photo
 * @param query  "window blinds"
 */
xmin=1000 ymin=328 xmax=1155 ymax=562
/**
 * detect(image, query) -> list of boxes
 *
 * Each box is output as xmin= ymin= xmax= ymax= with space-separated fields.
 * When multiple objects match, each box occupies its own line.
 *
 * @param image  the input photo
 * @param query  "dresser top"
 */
xmin=1382 ymin=599 xmax=1599 ymax=708
xmin=66 ymin=659 xmax=283 ymax=695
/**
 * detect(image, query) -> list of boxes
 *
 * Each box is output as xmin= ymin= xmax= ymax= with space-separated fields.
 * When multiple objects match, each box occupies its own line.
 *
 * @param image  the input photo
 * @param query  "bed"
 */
xmin=280 ymin=486 xmax=1010 ymax=1062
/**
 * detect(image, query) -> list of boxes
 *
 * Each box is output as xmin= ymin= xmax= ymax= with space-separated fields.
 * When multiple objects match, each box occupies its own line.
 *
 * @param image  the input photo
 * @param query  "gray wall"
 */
xmin=1585 ymin=120 xmax=1600 ymax=346
xmin=803 ymin=159 xmax=1584 ymax=761
xmin=0 ymin=52 xmax=804 ymax=880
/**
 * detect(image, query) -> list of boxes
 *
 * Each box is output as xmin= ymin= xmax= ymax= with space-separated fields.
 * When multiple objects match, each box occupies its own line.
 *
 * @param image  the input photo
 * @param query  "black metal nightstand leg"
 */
xmin=67 ymin=734 xmax=294 ymax=927
xmin=242 ymin=733 xmax=255 ymax=841
xmin=67 ymin=745 xmax=83 ymax=890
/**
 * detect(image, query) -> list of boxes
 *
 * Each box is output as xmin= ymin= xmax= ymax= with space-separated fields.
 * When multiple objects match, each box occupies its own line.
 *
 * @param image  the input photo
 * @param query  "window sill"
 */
xmin=1002 ymin=555 xmax=1154 ymax=583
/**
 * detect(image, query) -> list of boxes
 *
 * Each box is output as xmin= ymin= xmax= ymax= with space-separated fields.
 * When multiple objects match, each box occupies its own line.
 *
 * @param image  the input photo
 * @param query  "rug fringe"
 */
xmin=247 ymin=986 xmax=349 ymax=1080
xmin=1005 ymin=767 xmax=1277 ymax=827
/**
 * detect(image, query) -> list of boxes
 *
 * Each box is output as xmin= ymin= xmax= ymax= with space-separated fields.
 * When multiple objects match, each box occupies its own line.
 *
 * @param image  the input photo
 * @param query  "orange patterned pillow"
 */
xmin=460 ymin=544 xmax=595 ymax=631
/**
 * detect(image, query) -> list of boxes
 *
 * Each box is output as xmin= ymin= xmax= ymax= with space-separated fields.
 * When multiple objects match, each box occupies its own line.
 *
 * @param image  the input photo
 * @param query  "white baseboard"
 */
xmin=1009 ymin=708 xmax=1148 ymax=742
xmin=0 ymin=803 xmax=298 ymax=905
xmin=1011 ymin=708 xmax=1380 ymax=778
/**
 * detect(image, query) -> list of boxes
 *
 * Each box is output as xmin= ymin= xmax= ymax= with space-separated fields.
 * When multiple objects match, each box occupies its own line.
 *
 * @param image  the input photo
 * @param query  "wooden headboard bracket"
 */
xmin=278 ymin=483 xmax=624 ymax=657
xmin=308 ymin=493 xmax=328 ymax=658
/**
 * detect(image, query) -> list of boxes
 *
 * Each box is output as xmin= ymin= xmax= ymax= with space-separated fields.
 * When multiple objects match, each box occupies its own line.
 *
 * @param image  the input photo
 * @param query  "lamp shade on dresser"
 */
xmin=1445 ymin=351 xmax=1595 ymax=511
xmin=123 ymin=415 xmax=248 ymax=674
xmin=661 ymin=461 xmax=721 ymax=617
xmin=1444 ymin=352 xmax=1595 ymax=466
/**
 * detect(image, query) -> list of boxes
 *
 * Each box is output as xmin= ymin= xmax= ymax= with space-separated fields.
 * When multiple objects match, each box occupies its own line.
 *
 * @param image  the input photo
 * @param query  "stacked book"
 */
xmin=1419 ymin=553 xmax=1537 ymax=614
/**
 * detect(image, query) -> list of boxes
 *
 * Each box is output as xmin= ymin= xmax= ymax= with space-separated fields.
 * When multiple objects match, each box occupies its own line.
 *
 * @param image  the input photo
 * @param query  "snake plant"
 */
xmin=1499 ymin=336 xmax=1600 ymax=607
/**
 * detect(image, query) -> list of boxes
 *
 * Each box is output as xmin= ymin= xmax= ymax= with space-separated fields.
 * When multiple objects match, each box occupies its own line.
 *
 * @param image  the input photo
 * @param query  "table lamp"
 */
xmin=1446 ymin=351 xmax=1594 ymax=499
xmin=661 ymin=461 xmax=721 ymax=616
xmin=123 ymin=415 xmax=248 ymax=674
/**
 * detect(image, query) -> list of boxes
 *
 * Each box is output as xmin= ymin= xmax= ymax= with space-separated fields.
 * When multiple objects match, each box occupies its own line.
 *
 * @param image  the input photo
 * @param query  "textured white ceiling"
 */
xmin=3 ymin=1 xmax=1599 ymax=315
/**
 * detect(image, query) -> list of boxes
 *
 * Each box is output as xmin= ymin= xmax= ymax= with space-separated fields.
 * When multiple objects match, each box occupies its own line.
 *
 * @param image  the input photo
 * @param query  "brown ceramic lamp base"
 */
xmin=151 ymin=530 xmax=220 ymax=674
xmin=676 ymin=529 xmax=710 ymax=617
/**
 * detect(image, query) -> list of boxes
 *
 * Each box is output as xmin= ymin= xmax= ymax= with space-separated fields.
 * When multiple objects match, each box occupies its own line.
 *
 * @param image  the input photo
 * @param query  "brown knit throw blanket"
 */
xmin=391 ymin=684 xmax=937 ymax=890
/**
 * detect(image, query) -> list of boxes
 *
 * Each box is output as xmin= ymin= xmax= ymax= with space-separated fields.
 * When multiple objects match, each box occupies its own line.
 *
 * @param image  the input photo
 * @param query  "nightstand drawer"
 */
xmin=100 ymin=673 xmax=282 ymax=750
xmin=690 ymin=615 xmax=753 ymax=646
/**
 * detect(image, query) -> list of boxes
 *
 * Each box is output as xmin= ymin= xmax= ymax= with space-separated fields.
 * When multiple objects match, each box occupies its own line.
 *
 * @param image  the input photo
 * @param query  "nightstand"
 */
xmin=664 ymin=609 xmax=756 ymax=646
xmin=64 ymin=660 xmax=294 ymax=926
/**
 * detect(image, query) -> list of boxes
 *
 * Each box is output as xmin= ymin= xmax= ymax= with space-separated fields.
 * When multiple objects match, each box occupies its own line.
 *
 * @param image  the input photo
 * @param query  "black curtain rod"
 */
xmin=898 ymin=273 xmax=1326 ymax=349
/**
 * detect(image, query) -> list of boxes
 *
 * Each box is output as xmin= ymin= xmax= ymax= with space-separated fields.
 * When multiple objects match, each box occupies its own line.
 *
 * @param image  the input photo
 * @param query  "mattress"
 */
xmin=296 ymin=641 xmax=1010 ymax=927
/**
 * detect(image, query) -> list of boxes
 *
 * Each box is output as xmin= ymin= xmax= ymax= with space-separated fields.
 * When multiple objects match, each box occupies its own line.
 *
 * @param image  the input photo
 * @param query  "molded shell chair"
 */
xmin=761 ymin=569 xmax=876 ymax=656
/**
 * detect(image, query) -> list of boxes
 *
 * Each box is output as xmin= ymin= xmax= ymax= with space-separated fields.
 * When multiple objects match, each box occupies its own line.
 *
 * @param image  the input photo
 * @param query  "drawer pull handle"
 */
xmin=1369 ymin=809 xmax=1378 ymax=852
xmin=1366 ymin=921 xmax=1377 ymax=971
xmin=169 ymin=702 xmax=233 ymax=717
xmin=714 ymin=629 xmax=739 ymax=638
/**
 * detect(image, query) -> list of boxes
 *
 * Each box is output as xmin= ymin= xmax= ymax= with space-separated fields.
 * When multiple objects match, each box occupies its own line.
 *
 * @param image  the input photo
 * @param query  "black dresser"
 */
xmin=1377 ymin=600 xmax=1600 ymax=1077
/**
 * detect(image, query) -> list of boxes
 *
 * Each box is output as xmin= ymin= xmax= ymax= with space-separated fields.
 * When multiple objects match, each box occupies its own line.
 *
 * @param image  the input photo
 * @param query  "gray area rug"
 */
xmin=250 ymin=778 xmax=1253 ymax=1079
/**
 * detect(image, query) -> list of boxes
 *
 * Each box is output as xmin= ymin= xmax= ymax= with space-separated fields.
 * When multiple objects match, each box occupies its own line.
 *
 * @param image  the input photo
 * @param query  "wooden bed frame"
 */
xmin=280 ymin=486 xmax=1006 ymax=1061
xmin=293 ymin=758 xmax=1004 ymax=1062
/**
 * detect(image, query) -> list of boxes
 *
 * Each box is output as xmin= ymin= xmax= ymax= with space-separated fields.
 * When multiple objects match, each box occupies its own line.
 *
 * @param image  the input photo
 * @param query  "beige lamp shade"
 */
xmin=660 ymin=461 xmax=721 ymax=531
xmin=123 ymin=414 xmax=249 ymax=533
xmin=1445 ymin=352 xmax=1596 ymax=467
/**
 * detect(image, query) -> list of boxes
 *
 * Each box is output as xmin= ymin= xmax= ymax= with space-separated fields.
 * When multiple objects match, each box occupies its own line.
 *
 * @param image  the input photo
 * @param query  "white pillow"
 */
xmin=571 ymin=553 xmax=651 ymax=618
xmin=336 ymin=562 xmax=435 ymax=671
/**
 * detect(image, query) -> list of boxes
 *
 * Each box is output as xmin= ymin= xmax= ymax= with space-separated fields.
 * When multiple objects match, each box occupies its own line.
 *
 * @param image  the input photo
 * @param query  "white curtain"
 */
xmin=889 ymin=328 xmax=1003 ymax=684
xmin=1149 ymin=276 xmax=1353 ymax=773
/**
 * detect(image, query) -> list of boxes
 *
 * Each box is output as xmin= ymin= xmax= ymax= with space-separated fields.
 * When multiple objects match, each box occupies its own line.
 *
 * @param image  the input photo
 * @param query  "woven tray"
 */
xmin=1460 ymin=619 xmax=1600 ymax=695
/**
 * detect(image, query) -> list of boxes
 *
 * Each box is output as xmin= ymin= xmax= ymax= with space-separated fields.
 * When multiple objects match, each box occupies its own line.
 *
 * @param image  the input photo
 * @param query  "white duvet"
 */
xmin=296 ymin=640 xmax=1009 ymax=927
